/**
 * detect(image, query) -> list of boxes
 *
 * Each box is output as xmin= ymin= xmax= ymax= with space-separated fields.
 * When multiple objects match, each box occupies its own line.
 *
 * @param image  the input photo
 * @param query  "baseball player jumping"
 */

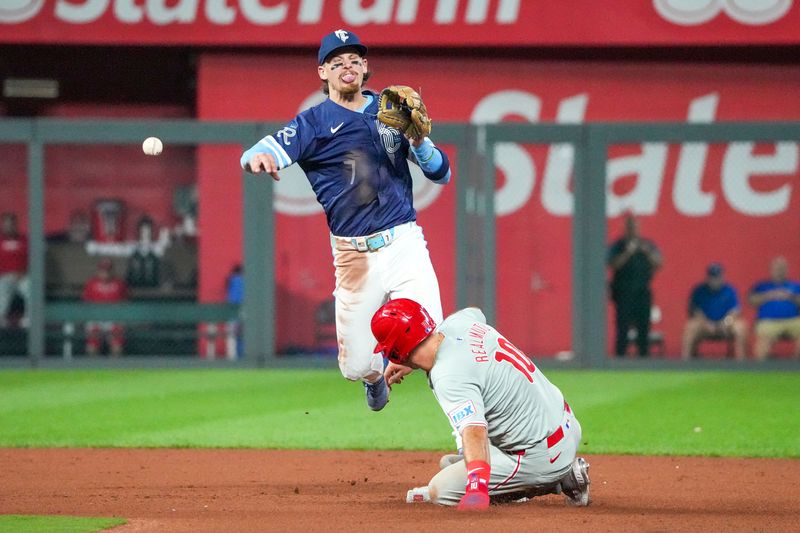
xmin=240 ymin=30 xmax=451 ymax=411
xmin=372 ymin=299 xmax=591 ymax=510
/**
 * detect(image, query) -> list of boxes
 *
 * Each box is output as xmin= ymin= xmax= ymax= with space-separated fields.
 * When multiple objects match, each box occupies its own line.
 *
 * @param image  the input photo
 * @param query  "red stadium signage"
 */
xmin=195 ymin=54 xmax=800 ymax=356
xmin=1 ymin=0 xmax=798 ymax=46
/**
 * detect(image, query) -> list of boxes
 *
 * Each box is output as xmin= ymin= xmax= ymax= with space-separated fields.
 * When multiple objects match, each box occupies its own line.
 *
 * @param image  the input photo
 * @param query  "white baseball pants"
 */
xmin=330 ymin=221 xmax=443 ymax=383
xmin=429 ymin=404 xmax=583 ymax=505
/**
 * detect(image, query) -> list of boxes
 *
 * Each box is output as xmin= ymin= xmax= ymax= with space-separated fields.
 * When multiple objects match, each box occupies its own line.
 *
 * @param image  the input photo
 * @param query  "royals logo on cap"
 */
xmin=318 ymin=29 xmax=368 ymax=64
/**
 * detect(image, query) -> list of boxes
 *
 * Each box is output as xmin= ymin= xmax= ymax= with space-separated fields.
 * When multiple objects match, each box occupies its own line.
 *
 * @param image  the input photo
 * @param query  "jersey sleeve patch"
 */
xmin=448 ymin=400 xmax=477 ymax=426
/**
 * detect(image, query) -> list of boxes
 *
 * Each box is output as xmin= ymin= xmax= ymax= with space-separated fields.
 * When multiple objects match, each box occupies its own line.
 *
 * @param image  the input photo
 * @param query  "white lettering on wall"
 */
xmin=114 ymin=0 xmax=144 ymax=23
xmin=722 ymin=142 xmax=797 ymax=215
xmin=342 ymin=0 xmax=394 ymax=25
xmin=541 ymin=94 xmax=588 ymax=216
xmin=472 ymin=89 xmax=795 ymax=218
xmin=395 ymin=0 xmax=419 ymax=24
xmin=298 ymin=0 xmax=324 ymax=23
xmin=654 ymin=0 xmax=793 ymax=26
xmin=606 ymin=143 xmax=668 ymax=216
xmin=471 ymin=90 xmax=541 ymax=216
xmin=43 ymin=0 xmax=522 ymax=25
xmin=147 ymin=0 xmax=199 ymax=25
xmin=206 ymin=0 xmax=236 ymax=25
xmin=55 ymin=0 xmax=108 ymax=24
xmin=435 ymin=0 xmax=520 ymax=24
xmin=0 ymin=0 xmax=45 ymax=24
xmin=673 ymin=93 xmax=718 ymax=216
xmin=240 ymin=0 xmax=288 ymax=25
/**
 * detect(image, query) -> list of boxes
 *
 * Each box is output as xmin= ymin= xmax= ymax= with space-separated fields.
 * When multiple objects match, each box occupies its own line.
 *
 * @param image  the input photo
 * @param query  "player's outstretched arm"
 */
xmin=458 ymin=425 xmax=491 ymax=511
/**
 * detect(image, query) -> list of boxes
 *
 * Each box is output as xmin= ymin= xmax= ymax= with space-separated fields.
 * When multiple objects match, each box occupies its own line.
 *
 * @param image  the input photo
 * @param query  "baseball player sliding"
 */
xmin=240 ymin=30 xmax=451 ymax=411
xmin=372 ymin=299 xmax=591 ymax=510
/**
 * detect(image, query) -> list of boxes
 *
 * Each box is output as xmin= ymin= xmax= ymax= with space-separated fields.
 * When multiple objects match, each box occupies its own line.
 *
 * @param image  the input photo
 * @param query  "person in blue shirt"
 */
xmin=681 ymin=262 xmax=747 ymax=360
xmin=240 ymin=29 xmax=451 ymax=411
xmin=748 ymin=256 xmax=800 ymax=360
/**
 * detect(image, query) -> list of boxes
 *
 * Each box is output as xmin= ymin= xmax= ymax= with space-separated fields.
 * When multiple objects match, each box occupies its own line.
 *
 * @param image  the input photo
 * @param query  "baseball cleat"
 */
xmin=406 ymin=486 xmax=431 ymax=503
xmin=364 ymin=376 xmax=389 ymax=411
xmin=562 ymin=457 xmax=591 ymax=507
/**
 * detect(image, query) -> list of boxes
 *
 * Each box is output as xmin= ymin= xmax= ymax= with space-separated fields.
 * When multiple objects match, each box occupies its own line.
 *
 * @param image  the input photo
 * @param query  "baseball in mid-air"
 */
xmin=142 ymin=136 xmax=163 ymax=156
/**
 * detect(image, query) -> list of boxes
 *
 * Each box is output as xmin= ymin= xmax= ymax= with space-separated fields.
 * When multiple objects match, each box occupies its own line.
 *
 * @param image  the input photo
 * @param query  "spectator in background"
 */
xmin=46 ymin=210 xmax=91 ymax=244
xmin=0 ymin=212 xmax=29 ymax=328
xmin=82 ymin=258 xmax=128 ymax=357
xmin=748 ymin=256 xmax=800 ymax=360
xmin=682 ymin=263 xmax=747 ymax=361
xmin=225 ymin=264 xmax=244 ymax=357
xmin=607 ymin=214 xmax=662 ymax=357
xmin=226 ymin=264 xmax=243 ymax=305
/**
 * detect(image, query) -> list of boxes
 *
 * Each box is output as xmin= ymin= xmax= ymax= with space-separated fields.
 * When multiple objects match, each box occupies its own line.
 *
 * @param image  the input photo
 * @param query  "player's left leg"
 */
xmin=330 ymin=239 xmax=391 ymax=410
xmin=505 ymin=404 xmax=588 ymax=506
xmin=426 ymin=443 xmax=562 ymax=506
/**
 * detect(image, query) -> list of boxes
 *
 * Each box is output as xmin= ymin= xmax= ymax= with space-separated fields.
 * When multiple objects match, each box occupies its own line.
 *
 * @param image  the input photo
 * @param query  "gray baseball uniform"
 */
xmin=426 ymin=307 xmax=582 ymax=505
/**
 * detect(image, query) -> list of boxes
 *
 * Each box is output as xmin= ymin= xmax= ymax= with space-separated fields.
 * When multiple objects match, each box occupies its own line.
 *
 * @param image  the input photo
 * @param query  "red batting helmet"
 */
xmin=371 ymin=298 xmax=437 ymax=364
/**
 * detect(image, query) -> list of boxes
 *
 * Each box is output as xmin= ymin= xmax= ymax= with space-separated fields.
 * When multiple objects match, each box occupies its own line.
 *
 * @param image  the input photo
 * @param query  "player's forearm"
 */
xmin=240 ymin=135 xmax=292 ymax=172
xmin=411 ymin=139 xmax=451 ymax=184
xmin=460 ymin=425 xmax=490 ymax=465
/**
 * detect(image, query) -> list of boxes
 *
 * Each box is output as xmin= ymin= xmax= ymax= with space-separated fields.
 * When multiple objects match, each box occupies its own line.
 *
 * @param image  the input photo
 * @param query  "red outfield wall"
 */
xmin=3 ymin=0 xmax=799 ymax=356
xmin=197 ymin=54 xmax=800 ymax=356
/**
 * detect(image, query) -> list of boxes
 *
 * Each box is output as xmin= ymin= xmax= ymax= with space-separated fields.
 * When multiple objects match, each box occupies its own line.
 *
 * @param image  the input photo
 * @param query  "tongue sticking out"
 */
xmin=342 ymin=72 xmax=357 ymax=84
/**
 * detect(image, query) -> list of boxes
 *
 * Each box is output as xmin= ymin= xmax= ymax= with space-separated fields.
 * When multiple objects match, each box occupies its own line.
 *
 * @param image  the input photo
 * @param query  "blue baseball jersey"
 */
xmin=241 ymin=90 xmax=450 ymax=237
xmin=689 ymin=283 xmax=740 ymax=321
xmin=749 ymin=280 xmax=800 ymax=319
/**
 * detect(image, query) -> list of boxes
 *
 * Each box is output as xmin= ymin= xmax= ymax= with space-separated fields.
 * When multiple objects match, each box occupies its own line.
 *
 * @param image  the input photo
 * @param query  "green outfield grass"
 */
xmin=0 ymin=369 xmax=797 ymax=457
xmin=0 ymin=515 xmax=125 ymax=533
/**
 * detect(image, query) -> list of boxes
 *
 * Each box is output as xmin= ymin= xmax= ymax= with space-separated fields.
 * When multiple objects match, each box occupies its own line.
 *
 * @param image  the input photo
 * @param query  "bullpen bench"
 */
xmin=46 ymin=302 xmax=240 ymax=359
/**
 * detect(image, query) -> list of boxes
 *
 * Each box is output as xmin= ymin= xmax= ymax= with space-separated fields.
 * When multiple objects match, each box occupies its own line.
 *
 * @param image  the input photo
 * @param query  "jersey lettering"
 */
xmin=276 ymin=126 xmax=297 ymax=146
xmin=495 ymin=336 xmax=536 ymax=383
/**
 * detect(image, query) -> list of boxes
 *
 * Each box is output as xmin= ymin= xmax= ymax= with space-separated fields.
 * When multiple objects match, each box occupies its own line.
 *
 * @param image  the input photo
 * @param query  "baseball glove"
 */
xmin=377 ymin=85 xmax=432 ymax=142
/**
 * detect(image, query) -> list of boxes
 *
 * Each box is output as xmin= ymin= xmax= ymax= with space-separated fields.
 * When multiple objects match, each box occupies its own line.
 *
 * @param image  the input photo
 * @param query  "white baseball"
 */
xmin=142 ymin=136 xmax=163 ymax=156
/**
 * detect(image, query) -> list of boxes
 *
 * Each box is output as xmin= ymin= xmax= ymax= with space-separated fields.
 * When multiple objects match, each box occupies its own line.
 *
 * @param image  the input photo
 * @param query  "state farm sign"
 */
xmin=1 ymin=0 xmax=798 ymax=45
xmin=0 ymin=0 xmax=519 ymax=25
xmin=654 ymin=0 xmax=792 ymax=25
xmin=475 ymin=92 xmax=797 ymax=218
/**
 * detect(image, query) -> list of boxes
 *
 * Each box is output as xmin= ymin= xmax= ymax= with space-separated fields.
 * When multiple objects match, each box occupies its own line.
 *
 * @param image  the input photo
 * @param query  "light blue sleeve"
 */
xmin=410 ymin=138 xmax=451 ymax=184
xmin=240 ymin=115 xmax=313 ymax=171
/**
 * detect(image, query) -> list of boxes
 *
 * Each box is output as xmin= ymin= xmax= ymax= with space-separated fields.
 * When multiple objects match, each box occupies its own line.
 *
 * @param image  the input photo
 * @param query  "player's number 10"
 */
xmin=495 ymin=337 xmax=537 ymax=383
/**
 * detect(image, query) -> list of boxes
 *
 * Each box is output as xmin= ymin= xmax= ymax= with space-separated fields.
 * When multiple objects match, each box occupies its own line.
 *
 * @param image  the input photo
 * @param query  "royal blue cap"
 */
xmin=707 ymin=262 xmax=724 ymax=277
xmin=318 ymin=29 xmax=368 ymax=65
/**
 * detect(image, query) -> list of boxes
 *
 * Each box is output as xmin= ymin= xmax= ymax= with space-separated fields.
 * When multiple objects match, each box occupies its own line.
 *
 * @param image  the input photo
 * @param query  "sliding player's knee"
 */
xmin=428 ymin=463 xmax=466 ymax=506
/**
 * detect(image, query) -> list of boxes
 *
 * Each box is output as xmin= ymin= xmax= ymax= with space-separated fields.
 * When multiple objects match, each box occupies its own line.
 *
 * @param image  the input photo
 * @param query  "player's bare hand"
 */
xmin=247 ymin=153 xmax=281 ymax=181
xmin=384 ymin=362 xmax=413 ymax=387
xmin=406 ymin=134 xmax=425 ymax=147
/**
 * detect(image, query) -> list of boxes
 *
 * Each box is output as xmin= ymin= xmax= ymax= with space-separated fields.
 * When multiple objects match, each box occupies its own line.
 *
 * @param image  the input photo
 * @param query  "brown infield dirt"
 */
xmin=0 ymin=449 xmax=797 ymax=532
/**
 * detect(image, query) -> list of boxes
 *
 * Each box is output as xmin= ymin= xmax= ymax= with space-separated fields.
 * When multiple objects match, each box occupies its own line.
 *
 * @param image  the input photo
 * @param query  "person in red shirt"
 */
xmin=82 ymin=258 xmax=128 ymax=357
xmin=0 ymin=212 xmax=29 ymax=328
